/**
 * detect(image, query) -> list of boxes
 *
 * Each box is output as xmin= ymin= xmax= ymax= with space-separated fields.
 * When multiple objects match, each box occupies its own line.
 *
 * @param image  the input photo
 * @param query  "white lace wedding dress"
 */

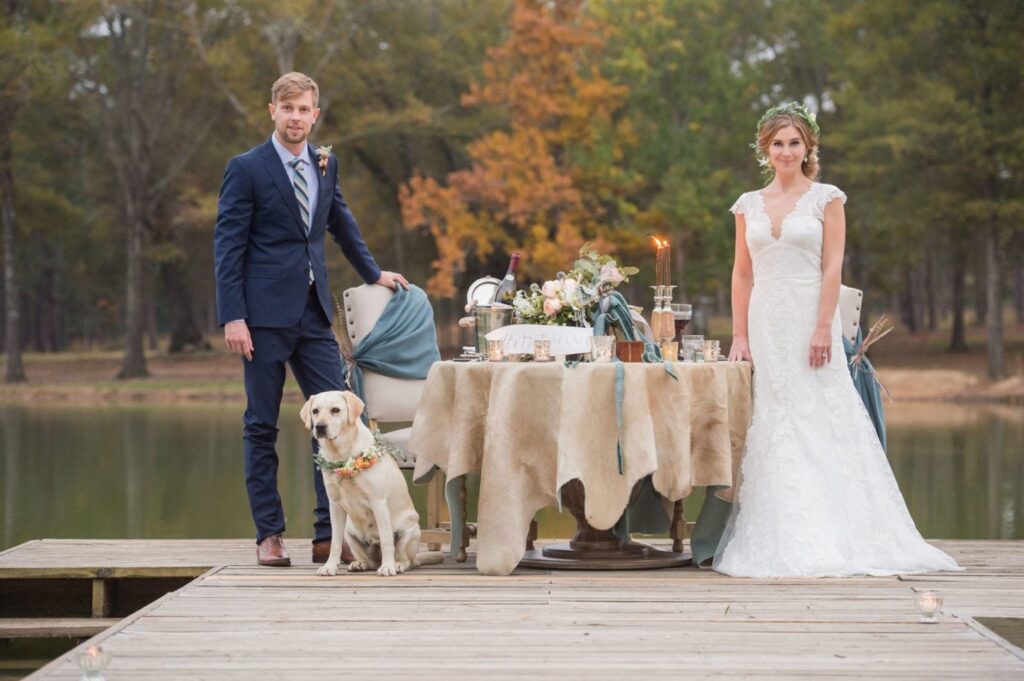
xmin=713 ymin=183 xmax=960 ymax=577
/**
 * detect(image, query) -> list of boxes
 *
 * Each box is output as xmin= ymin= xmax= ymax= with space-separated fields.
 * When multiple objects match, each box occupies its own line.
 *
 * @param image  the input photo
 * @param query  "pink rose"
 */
xmin=543 ymin=297 xmax=563 ymax=316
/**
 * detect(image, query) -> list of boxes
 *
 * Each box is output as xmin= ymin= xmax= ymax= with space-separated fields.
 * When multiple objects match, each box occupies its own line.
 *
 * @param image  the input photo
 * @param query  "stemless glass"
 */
xmin=680 ymin=335 xmax=704 ymax=362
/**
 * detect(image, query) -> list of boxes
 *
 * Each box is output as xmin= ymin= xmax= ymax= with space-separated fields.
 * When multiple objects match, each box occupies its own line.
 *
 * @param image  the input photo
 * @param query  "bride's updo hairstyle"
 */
xmin=754 ymin=102 xmax=821 ymax=181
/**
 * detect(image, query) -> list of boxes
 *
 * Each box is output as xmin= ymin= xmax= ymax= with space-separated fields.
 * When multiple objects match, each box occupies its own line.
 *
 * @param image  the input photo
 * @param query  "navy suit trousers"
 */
xmin=242 ymin=286 xmax=344 ymax=543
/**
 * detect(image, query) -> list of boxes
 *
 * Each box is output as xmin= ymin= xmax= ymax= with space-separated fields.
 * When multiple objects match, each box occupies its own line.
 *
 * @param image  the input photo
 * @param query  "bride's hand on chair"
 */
xmin=808 ymin=326 xmax=832 ymax=368
xmin=728 ymin=335 xmax=752 ymax=364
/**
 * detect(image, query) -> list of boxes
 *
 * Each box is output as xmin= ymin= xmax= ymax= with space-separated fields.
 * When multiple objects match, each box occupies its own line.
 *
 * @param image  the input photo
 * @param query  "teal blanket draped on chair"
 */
xmin=345 ymin=284 xmax=441 ymax=411
xmin=843 ymin=328 xmax=887 ymax=451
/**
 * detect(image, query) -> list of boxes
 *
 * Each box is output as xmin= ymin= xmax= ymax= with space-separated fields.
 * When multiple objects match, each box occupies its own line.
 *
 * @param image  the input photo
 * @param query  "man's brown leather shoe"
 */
xmin=257 ymin=534 xmax=291 ymax=567
xmin=312 ymin=540 xmax=355 ymax=564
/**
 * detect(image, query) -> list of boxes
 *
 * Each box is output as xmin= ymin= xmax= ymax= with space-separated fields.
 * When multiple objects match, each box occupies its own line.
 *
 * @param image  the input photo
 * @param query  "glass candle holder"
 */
xmin=704 ymin=339 xmax=721 ymax=362
xmin=486 ymin=339 xmax=504 ymax=362
xmin=533 ymin=339 xmax=552 ymax=362
xmin=660 ymin=340 xmax=679 ymax=362
xmin=592 ymin=335 xmax=615 ymax=363
xmin=915 ymin=590 xmax=943 ymax=623
xmin=77 ymin=645 xmax=111 ymax=680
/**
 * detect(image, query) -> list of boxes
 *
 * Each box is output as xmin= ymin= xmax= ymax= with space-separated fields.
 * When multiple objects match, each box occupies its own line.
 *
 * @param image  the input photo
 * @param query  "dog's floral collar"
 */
xmin=313 ymin=432 xmax=398 ymax=480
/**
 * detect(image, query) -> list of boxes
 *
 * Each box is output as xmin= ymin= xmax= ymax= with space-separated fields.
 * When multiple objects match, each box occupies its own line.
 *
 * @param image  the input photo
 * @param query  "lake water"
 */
xmin=1 ymin=402 xmax=1021 ymax=551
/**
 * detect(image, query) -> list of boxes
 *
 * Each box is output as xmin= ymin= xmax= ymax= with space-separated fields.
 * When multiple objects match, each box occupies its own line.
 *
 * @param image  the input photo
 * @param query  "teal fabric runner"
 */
xmin=586 ymin=291 xmax=678 ymax=476
xmin=346 ymin=284 xmax=441 ymax=418
xmin=689 ymin=486 xmax=732 ymax=567
xmin=843 ymin=328 xmax=887 ymax=451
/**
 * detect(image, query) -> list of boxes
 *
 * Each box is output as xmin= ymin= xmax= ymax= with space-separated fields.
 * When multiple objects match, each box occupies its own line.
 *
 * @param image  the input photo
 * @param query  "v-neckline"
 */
xmin=758 ymin=183 xmax=816 ymax=241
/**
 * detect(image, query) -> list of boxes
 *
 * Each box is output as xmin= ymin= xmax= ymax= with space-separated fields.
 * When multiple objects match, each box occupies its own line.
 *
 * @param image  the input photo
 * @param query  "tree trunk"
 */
xmin=145 ymin=272 xmax=159 ymax=352
xmin=899 ymin=264 xmax=918 ymax=333
xmin=162 ymin=260 xmax=211 ymax=353
xmin=118 ymin=214 xmax=148 ymax=378
xmin=924 ymin=251 xmax=937 ymax=332
xmin=1 ymin=115 xmax=24 ymax=383
xmin=1012 ymin=240 xmax=1024 ymax=324
xmin=949 ymin=245 xmax=968 ymax=352
xmin=973 ymin=246 xmax=987 ymax=327
xmin=984 ymin=223 xmax=1005 ymax=379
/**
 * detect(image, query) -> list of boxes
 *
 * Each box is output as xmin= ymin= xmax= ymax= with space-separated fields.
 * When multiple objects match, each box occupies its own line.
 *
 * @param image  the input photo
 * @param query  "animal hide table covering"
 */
xmin=409 ymin=360 xmax=752 ymax=575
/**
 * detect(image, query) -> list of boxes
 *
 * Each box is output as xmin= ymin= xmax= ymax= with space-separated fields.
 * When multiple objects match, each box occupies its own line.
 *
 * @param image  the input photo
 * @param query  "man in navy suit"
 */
xmin=214 ymin=72 xmax=408 ymax=566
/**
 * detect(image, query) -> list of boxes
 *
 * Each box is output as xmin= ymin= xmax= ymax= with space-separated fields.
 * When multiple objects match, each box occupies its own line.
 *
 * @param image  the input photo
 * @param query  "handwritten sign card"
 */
xmin=485 ymin=324 xmax=593 ymax=356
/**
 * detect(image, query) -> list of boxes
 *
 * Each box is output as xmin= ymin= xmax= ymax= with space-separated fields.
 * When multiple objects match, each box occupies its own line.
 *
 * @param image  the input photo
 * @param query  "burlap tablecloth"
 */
xmin=409 ymin=360 xmax=752 ymax=575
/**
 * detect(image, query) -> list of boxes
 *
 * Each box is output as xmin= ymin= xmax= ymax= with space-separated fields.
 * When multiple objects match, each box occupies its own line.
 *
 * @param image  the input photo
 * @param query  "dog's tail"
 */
xmin=415 ymin=551 xmax=445 ymax=566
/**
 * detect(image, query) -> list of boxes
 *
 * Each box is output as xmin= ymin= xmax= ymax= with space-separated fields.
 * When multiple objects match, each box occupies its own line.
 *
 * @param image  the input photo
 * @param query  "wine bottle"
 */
xmin=493 ymin=252 xmax=521 ymax=304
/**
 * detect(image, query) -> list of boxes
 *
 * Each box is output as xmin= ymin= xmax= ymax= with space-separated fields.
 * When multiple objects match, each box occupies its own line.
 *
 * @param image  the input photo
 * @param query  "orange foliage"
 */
xmin=399 ymin=0 xmax=635 ymax=296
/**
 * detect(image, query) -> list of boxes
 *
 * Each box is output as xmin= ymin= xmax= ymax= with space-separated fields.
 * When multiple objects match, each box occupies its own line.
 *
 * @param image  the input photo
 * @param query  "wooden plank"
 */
xmin=0 ymin=618 xmax=120 ymax=638
xmin=6 ymin=540 xmax=1024 ymax=679
xmin=90 ymin=579 xmax=110 ymax=619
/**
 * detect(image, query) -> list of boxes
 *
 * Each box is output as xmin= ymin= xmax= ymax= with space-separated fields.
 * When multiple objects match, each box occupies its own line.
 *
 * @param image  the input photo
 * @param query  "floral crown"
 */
xmin=752 ymin=102 xmax=820 ymax=171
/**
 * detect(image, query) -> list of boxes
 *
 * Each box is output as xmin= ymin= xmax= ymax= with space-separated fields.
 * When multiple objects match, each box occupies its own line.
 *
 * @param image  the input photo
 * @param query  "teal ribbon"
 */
xmin=580 ymin=291 xmax=678 ymax=475
xmin=614 ymin=360 xmax=624 ymax=474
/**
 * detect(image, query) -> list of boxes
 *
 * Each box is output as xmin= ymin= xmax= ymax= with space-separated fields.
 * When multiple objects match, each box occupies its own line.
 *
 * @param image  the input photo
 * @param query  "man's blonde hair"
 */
xmin=271 ymin=72 xmax=319 ymax=107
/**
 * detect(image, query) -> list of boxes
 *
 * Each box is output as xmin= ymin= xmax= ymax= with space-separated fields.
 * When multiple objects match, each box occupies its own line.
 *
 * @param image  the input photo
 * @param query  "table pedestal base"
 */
xmin=519 ymin=542 xmax=690 ymax=570
xmin=517 ymin=479 xmax=690 ymax=570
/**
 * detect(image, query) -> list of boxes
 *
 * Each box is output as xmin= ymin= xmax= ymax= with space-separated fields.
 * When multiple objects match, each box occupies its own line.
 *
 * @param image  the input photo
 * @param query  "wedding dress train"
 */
xmin=713 ymin=183 xmax=960 ymax=577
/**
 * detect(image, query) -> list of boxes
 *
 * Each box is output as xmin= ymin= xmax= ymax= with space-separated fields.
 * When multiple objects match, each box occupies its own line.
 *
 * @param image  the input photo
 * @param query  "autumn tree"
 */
xmin=400 ymin=0 xmax=638 ymax=297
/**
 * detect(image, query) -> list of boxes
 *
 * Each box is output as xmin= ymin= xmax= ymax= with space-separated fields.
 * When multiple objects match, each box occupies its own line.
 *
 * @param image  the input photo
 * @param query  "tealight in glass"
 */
xmin=592 ymin=335 xmax=615 ymax=363
xmin=533 ymin=339 xmax=552 ymax=362
xmin=486 ymin=339 xmax=504 ymax=362
xmin=915 ymin=590 xmax=943 ymax=624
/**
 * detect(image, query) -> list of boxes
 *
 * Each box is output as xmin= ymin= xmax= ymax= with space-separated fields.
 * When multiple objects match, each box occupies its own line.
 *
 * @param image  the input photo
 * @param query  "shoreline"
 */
xmin=0 ymin=367 xmax=1020 ymax=407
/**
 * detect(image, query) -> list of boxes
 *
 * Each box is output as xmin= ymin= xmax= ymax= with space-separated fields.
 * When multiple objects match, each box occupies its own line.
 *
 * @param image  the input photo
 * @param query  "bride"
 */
xmin=714 ymin=103 xmax=960 ymax=577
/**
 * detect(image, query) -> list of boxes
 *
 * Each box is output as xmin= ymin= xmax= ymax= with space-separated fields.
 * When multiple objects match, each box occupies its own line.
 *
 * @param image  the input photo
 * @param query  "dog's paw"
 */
xmin=377 ymin=562 xmax=397 ymax=577
xmin=396 ymin=561 xmax=411 ymax=573
xmin=316 ymin=561 xmax=339 ymax=577
xmin=348 ymin=560 xmax=369 ymax=572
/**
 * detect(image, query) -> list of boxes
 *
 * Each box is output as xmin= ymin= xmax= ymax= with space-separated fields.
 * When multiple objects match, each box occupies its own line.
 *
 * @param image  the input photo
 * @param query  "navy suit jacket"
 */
xmin=214 ymin=139 xmax=381 ymax=328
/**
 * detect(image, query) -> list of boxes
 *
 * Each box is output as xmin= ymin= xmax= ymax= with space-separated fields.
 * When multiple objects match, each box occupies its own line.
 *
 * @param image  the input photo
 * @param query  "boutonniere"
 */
xmin=316 ymin=145 xmax=332 ymax=177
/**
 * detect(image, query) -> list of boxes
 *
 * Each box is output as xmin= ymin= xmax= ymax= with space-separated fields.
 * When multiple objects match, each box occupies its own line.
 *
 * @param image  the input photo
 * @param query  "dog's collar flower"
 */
xmin=316 ymin=145 xmax=332 ymax=177
xmin=313 ymin=432 xmax=398 ymax=480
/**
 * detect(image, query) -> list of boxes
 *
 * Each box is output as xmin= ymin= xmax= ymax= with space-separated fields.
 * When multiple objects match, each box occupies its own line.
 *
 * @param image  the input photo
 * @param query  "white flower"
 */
xmin=599 ymin=263 xmax=624 ymax=284
xmin=809 ymin=112 xmax=817 ymax=123
xmin=541 ymin=280 xmax=562 ymax=298
xmin=562 ymin=278 xmax=578 ymax=297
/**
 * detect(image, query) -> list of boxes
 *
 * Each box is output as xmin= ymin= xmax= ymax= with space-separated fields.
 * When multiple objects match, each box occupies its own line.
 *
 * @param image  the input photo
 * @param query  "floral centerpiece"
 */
xmin=512 ymin=244 xmax=639 ymax=326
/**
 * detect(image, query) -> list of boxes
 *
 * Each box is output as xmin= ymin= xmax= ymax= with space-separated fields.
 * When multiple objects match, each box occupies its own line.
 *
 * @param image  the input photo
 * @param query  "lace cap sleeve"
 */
xmin=815 ymin=184 xmax=847 ymax=220
xmin=729 ymin=192 xmax=749 ymax=215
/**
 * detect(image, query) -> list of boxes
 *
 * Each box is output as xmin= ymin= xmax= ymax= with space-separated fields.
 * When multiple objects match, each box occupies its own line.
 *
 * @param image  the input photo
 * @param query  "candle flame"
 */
xmin=651 ymin=236 xmax=668 ymax=249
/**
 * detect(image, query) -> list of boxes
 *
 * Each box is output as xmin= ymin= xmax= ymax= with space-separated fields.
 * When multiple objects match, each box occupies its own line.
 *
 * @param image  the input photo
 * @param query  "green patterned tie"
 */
xmin=289 ymin=157 xmax=310 ymax=234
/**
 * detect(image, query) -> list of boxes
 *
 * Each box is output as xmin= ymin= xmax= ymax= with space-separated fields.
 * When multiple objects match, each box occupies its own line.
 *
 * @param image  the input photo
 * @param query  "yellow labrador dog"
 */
xmin=300 ymin=391 xmax=441 ymax=577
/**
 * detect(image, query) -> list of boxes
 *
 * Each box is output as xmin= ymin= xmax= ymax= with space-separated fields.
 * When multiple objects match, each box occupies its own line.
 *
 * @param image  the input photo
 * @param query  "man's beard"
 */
xmin=282 ymin=126 xmax=307 ymax=143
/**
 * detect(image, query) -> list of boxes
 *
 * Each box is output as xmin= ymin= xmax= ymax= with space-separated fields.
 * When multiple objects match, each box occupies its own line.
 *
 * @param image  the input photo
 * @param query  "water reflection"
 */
xmin=1 ymin=402 xmax=1021 ymax=550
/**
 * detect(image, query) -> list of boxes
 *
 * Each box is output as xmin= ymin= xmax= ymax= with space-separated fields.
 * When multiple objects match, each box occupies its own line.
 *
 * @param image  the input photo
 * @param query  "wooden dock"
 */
xmin=2 ymin=539 xmax=1023 ymax=679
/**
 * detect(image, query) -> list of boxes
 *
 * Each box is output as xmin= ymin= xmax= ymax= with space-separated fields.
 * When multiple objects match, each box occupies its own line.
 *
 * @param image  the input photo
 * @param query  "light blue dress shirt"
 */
xmin=271 ymin=133 xmax=319 ymax=223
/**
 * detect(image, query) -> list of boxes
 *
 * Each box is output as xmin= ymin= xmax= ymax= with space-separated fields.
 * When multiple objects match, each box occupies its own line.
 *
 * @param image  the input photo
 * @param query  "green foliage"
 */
xmin=0 ymin=0 xmax=1021 ymax=364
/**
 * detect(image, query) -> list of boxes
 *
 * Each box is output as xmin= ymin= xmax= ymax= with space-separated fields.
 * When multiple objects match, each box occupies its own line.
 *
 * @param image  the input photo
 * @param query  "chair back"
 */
xmin=838 ymin=285 xmax=863 ymax=345
xmin=342 ymin=285 xmax=427 ymax=423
